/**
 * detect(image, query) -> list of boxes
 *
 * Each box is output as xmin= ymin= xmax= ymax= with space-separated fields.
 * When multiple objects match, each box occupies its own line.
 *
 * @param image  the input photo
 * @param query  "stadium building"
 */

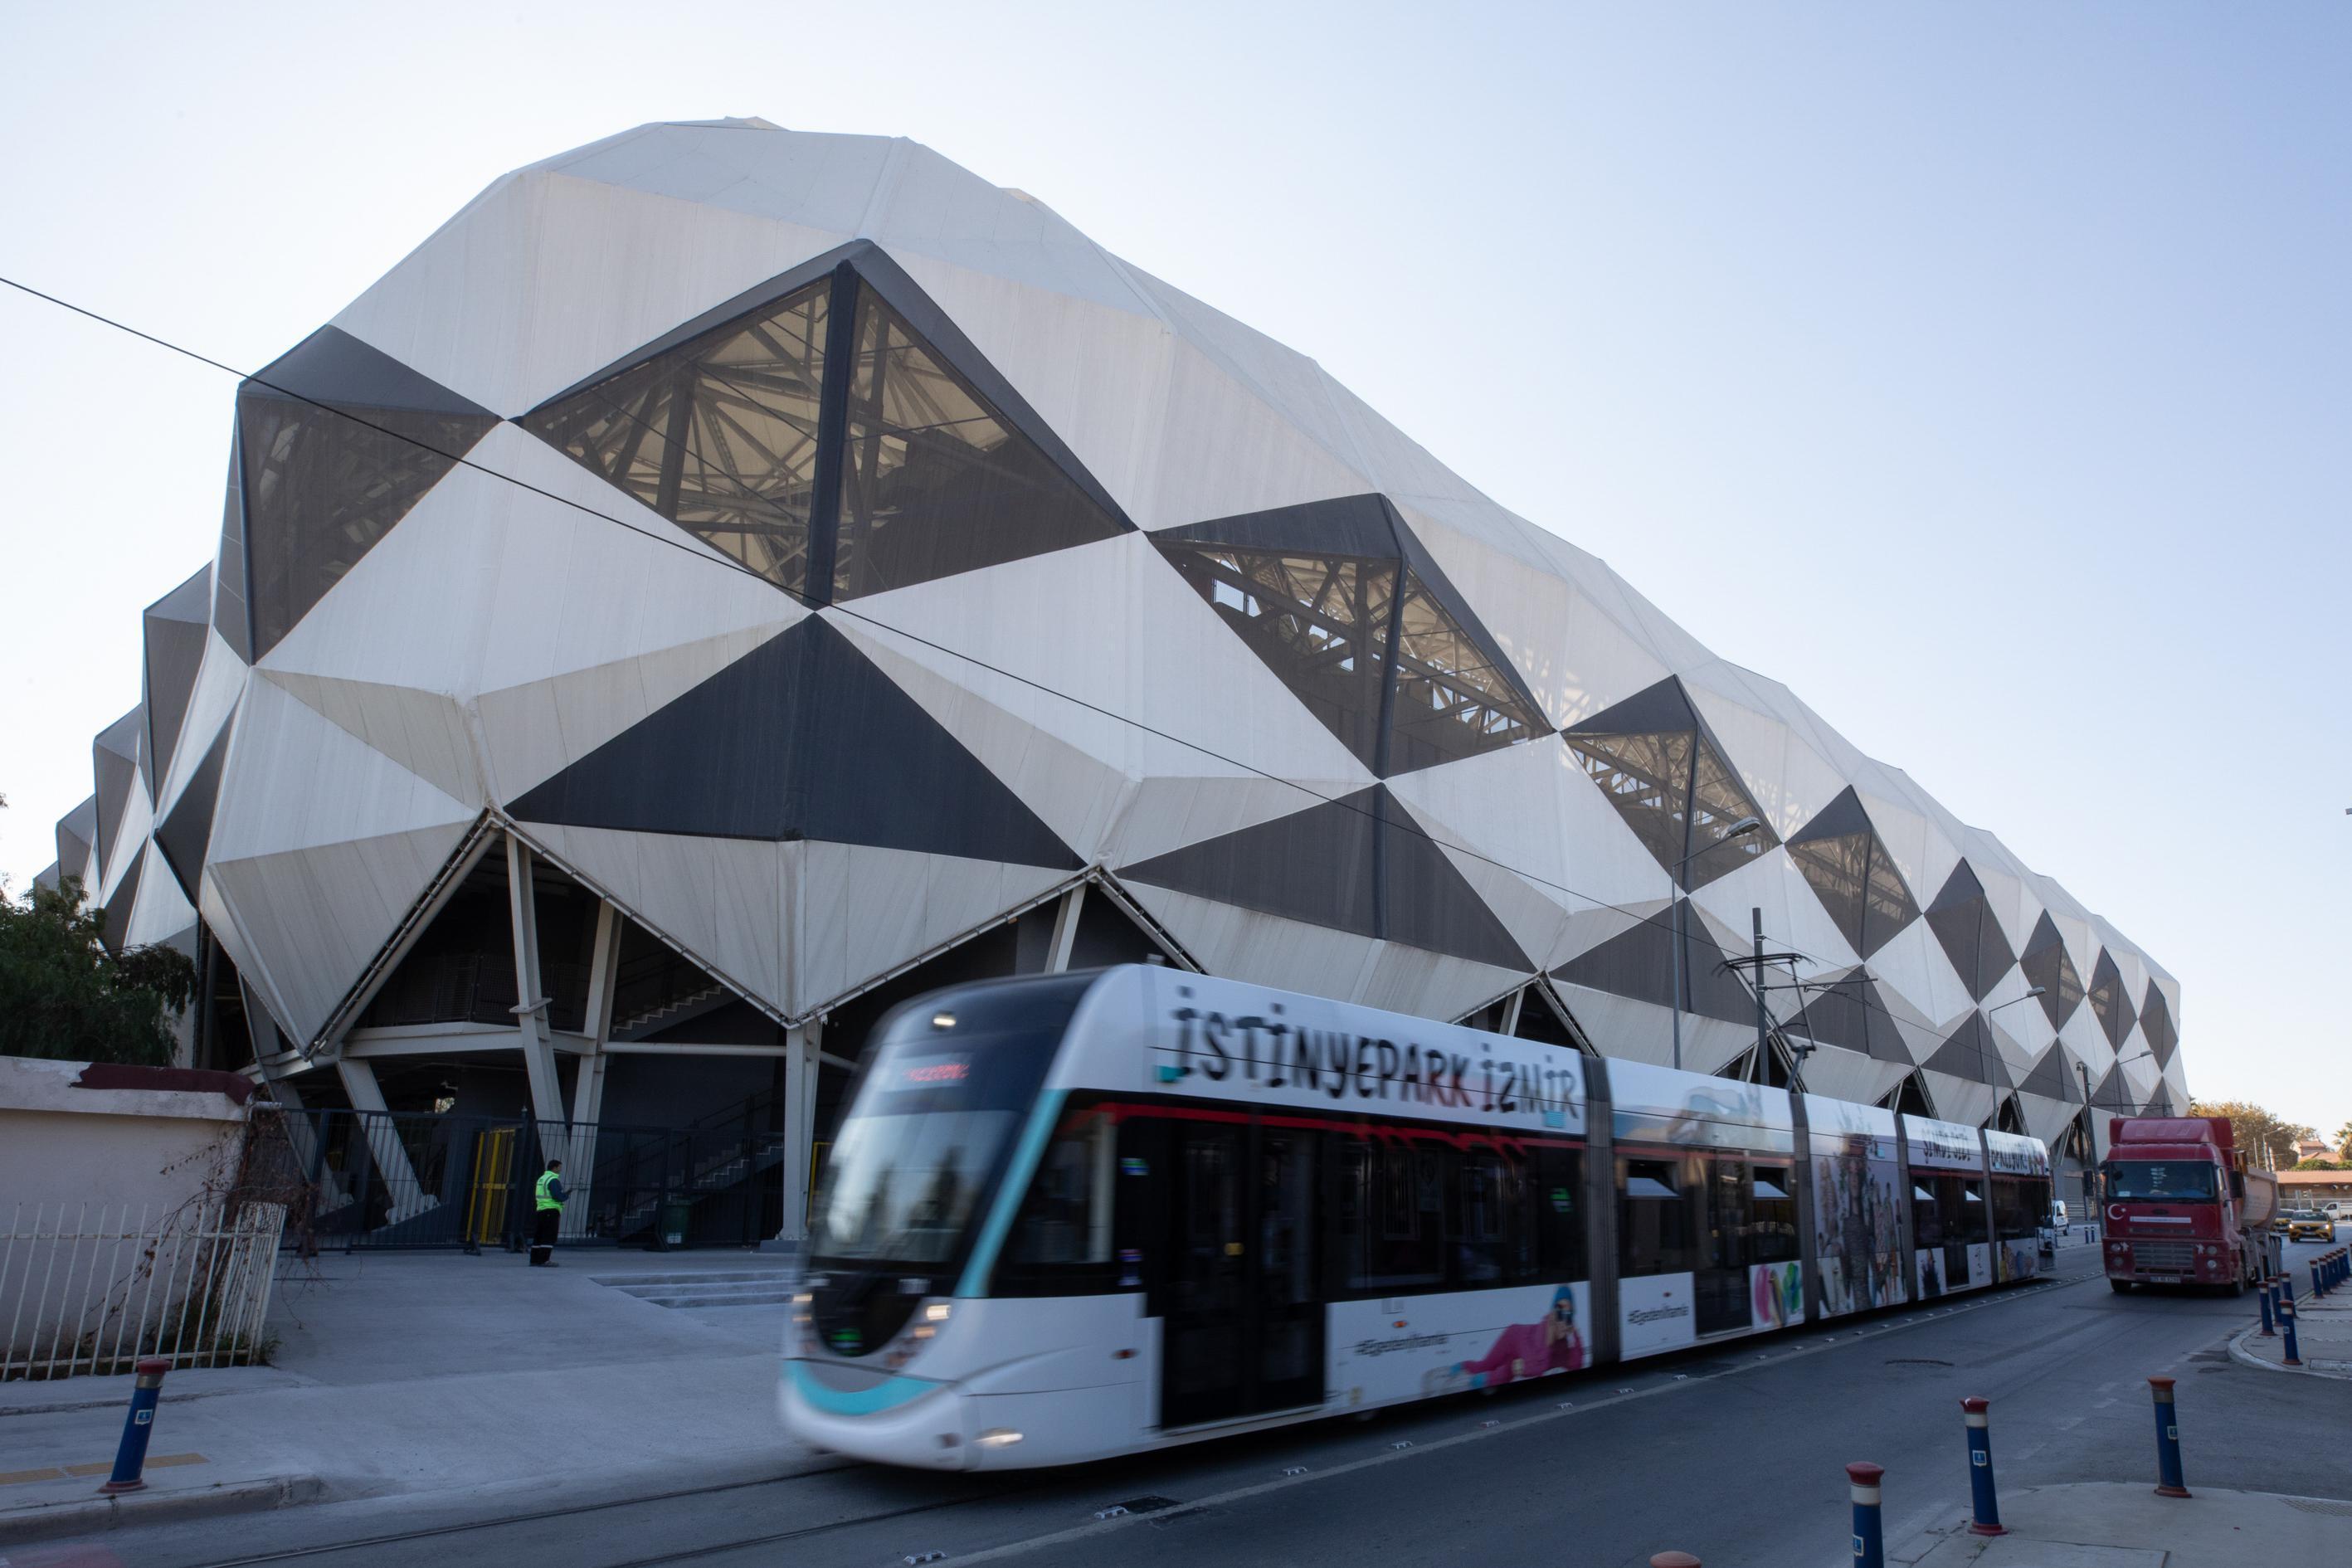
xmin=36 ymin=119 xmax=2183 ymax=1241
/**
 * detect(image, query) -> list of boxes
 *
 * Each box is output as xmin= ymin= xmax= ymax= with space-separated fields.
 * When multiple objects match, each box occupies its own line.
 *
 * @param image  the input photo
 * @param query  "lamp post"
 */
xmin=1668 ymin=816 xmax=1762 ymax=1071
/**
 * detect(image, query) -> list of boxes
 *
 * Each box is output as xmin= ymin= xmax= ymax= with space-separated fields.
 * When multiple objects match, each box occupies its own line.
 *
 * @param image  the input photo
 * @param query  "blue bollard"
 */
xmin=1960 ymin=1397 xmax=2004 ymax=1536
xmin=2281 ymin=1269 xmax=2295 ymax=1304
xmin=2148 ymin=1377 xmax=2189 ymax=1497
xmin=2258 ymin=1279 xmax=2276 ymax=1336
xmin=1848 ymin=1461 xmax=1885 ymax=1568
xmin=2314 ymin=1263 xmax=2325 ymax=1299
xmin=2279 ymin=1299 xmax=2302 ymax=1367
xmin=98 ymin=1357 xmax=171 ymax=1494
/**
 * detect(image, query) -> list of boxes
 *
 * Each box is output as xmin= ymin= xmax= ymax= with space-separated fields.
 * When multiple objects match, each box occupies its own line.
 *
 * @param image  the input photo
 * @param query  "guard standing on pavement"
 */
xmin=531 ymin=1159 xmax=568 ymax=1267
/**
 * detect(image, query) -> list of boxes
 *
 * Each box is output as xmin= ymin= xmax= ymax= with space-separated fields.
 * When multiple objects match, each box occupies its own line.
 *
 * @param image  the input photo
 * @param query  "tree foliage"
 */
xmin=2188 ymin=1098 xmax=2316 ymax=1171
xmin=0 ymin=877 xmax=197 ymax=1066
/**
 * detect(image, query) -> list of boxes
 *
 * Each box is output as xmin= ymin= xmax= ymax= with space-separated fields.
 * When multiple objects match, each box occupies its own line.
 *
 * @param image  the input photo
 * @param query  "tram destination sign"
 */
xmin=1138 ymin=977 xmax=1586 ymax=1134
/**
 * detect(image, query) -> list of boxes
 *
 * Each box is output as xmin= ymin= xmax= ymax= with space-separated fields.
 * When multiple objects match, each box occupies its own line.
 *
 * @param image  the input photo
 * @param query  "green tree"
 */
xmin=0 ymin=877 xmax=197 ymax=1066
xmin=2189 ymin=1098 xmax=2315 ymax=1171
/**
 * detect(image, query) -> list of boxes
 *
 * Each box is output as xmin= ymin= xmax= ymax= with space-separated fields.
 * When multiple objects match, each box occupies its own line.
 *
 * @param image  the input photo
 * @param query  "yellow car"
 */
xmin=2286 ymin=1210 xmax=2335 ymax=1244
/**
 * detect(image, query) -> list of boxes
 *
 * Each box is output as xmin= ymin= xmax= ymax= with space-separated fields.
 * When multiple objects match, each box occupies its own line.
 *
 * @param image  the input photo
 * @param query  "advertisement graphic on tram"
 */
xmin=1805 ymin=1094 xmax=1906 ymax=1317
xmin=782 ymin=967 xmax=2053 ymax=1471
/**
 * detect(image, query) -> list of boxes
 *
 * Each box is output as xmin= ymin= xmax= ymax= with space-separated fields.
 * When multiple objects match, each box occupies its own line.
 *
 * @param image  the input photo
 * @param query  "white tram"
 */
xmin=782 ymin=967 xmax=2052 ymax=1469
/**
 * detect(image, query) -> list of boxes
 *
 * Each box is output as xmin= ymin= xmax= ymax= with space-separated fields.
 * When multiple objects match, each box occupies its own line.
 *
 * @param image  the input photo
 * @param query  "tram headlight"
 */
xmin=924 ymin=1301 xmax=952 ymax=1324
xmin=975 ymin=1428 xmax=1023 ymax=1449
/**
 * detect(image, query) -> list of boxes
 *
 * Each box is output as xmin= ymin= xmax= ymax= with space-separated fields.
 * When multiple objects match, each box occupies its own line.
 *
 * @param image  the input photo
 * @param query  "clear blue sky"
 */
xmin=2 ymin=2 xmax=2344 ymax=1135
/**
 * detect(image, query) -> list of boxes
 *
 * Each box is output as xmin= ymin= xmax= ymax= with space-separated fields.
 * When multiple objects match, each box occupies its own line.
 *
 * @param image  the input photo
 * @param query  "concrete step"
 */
xmin=633 ymin=1290 xmax=796 ymax=1310
xmin=589 ymin=1270 xmax=796 ymax=1287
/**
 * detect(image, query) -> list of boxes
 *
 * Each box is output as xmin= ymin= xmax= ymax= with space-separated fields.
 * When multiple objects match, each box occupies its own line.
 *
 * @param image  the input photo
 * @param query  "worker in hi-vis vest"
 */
xmin=530 ymin=1158 xmax=568 ymax=1268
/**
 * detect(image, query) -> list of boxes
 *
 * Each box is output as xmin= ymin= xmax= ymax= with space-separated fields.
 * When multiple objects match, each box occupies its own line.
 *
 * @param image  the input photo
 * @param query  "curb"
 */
xmin=0 ymin=1473 xmax=327 ymax=1547
xmin=2224 ymin=1325 xmax=2352 ymax=1381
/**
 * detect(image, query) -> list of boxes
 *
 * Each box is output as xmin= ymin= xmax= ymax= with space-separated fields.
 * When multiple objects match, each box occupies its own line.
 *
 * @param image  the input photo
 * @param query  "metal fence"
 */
xmin=275 ymin=1108 xmax=788 ymax=1254
xmin=1 ymin=1202 xmax=287 ymax=1381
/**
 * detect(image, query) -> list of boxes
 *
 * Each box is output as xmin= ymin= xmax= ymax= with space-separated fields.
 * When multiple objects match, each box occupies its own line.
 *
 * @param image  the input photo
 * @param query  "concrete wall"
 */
xmin=0 ymin=1057 xmax=256 ymax=1220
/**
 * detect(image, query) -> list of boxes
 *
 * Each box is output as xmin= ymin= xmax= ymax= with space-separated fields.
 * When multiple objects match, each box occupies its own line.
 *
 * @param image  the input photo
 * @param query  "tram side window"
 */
xmin=1751 ymin=1164 xmax=1799 ymax=1264
xmin=1619 ymin=1157 xmax=1701 ymax=1278
xmin=1990 ymin=1177 xmax=2040 ymax=1244
xmin=1911 ymin=1176 xmax=1944 ymax=1251
xmin=1531 ymin=1144 xmax=1586 ymax=1283
xmin=1457 ymin=1143 xmax=1528 ymax=1287
xmin=1703 ymin=1157 xmax=1755 ymax=1273
xmin=996 ymin=1103 xmax=1118 ymax=1295
xmin=1332 ymin=1135 xmax=1449 ymax=1293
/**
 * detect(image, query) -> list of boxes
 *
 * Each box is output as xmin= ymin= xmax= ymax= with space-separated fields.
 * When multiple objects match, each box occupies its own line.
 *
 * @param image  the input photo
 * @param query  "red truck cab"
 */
xmin=2100 ymin=1116 xmax=2277 ymax=1293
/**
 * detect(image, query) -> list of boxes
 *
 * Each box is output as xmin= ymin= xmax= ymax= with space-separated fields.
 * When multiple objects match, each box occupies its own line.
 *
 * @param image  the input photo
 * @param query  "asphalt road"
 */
xmin=45 ymin=1232 xmax=2349 ymax=1568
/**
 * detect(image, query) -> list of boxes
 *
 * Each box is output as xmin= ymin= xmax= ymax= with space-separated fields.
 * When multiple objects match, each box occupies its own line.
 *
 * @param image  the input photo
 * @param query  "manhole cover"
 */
xmin=1114 ymin=1496 xmax=1181 ymax=1515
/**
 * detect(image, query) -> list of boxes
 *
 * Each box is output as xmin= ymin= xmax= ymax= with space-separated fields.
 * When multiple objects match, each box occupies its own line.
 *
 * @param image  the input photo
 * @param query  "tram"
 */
xmin=782 ymin=966 xmax=2052 ymax=1469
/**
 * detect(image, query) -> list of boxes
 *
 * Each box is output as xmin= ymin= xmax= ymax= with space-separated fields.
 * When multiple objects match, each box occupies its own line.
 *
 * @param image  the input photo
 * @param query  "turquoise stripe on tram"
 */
xmin=957 ymin=1088 xmax=1067 ymax=1298
xmin=787 ymin=1361 xmax=937 ymax=1416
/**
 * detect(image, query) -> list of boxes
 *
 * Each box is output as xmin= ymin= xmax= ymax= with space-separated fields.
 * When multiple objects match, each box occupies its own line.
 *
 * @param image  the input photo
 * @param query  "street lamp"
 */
xmin=1668 ymin=815 xmax=1762 ymax=1071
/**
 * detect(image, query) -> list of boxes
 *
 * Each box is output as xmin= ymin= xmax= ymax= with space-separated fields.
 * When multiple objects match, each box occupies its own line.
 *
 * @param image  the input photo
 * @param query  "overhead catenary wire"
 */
xmin=0 ymin=272 xmax=2145 ymax=1107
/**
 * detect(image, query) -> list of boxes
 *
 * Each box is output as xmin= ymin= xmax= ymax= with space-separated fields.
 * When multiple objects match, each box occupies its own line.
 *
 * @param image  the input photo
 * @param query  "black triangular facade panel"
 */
xmin=1119 ymin=786 xmax=1529 ymax=971
xmin=2140 ymin=982 xmax=2178 ymax=1067
xmin=1563 ymin=677 xmax=1778 ymax=892
xmin=155 ymin=726 xmax=230 ymax=905
xmin=55 ymin=796 xmax=96 ymax=891
xmin=1552 ymin=898 xmax=1756 ymax=1026
xmin=1786 ymin=971 xmax=1911 ymax=1064
xmin=92 ymin=709 xmax=142 ymax=881
xmin=236 ymin=327 xmax=498 ymax=660
xmin=100 ymin=851 xmax=144 ymax=957
xmin=144 ymin=567 xmax=211 ymax=793
xmin=507 ymin=618 xmax=1077 ymax=870
xmin=212 ymin=446 xmax=251 ymax=661
xmin=2087 ymin=949 xmax=2136 ymax=1051
xmin=2014 ymin=1045 xmax=2075 ymax=1102
xmin=1922 ymin=1010 xmax=2010 ymax=1091
xmin=523 ymin=242 xmax=1131 ymax=610
xmin=1925 ymin=862 xmax=2017 ymax=1004
xmin=1157 ymin=494 xmax=1548 ymax=777
xmin=1785 ymin=786 xmax=1918 ymax=957
xmin=2018 ymin=912 xmax=2086 ymax=1030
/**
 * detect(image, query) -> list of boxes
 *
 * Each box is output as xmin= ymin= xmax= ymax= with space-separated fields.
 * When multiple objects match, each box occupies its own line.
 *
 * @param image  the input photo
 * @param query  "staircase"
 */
xmin=614 ymin=981 xmax=730 ymax=1039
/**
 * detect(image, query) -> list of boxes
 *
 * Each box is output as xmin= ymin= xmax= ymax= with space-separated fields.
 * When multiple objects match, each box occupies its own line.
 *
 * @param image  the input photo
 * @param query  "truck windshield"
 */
xmin=809 ymin=974 xmax=1092 ymax=1272
xmin=2103 ymin=1161 xmax=2218 ymax=1202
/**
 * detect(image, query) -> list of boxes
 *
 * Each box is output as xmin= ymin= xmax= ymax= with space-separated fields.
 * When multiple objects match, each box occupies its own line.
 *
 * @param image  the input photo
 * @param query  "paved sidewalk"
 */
xmin=2227 ymin=1278 xmax=2352 ymax=1377
xmin=1890 ymin=1481 xmax=2349 ymax=1566
xmin=0 ymin=1249 xmax=814 ymax=1542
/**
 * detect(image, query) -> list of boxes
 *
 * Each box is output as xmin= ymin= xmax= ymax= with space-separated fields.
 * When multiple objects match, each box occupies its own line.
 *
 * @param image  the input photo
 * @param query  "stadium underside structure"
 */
xmin=41 ymin=119 xmax=2183 ymax=1244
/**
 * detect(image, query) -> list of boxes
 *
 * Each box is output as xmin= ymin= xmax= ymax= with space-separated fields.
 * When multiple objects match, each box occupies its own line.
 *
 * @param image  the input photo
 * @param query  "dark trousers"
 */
xmin=530 ymin=1207 xmax=560 ymax=1265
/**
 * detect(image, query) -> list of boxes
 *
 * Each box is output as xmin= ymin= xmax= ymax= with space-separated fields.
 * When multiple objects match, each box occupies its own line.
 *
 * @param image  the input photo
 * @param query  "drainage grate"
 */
xmin=1113 ymin=1496 xmax=1181 ymax=1515
xmin=1886 ymin=1358 xmax=1953 ymax=1367
xmin=2285 ymin=1497 xmax=2352 ymax=1518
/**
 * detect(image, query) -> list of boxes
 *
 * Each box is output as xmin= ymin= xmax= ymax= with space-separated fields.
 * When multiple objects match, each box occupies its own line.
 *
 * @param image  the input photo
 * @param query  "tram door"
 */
xmin=1159 ymin=1121 xmax=1322 ymax=1427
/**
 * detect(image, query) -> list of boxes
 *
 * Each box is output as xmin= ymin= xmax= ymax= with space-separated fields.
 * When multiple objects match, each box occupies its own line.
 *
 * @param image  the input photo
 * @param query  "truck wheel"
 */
xmin=2109 ymin=1279 xmax=2132 ymax=1294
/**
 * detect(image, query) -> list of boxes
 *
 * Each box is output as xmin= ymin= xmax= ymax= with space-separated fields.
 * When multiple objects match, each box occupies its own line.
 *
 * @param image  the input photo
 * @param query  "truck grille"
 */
xmin=2129 ymin=1240 xmax=2194 ymax=1271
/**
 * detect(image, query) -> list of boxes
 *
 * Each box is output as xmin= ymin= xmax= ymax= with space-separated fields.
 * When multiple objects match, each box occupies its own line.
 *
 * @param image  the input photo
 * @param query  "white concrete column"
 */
xmin=504 ymin=835 xmax=565 ymax=1139
xmin=1045 ymin=884 xmax=1085 ymax=972
xmin=1497 ymin=986 xmax=1526 ymax=1039
xmin=334 ymin=1057 xmax=435 ymax=1223
xmin=780 ymin=1020 xmax=822 ymax=1244
xmin=561 ymin=902 xmax=623 ymax=1238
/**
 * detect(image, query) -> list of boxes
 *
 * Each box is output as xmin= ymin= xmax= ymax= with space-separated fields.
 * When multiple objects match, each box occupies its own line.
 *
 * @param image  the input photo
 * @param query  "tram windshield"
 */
xmin=809 ymin=975 xmax=1089 ymax=1273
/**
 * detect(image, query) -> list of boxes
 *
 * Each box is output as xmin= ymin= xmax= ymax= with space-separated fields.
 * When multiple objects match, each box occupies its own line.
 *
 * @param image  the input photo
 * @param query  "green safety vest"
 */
xmin=535 ymin=1171 xmax=563 ymax=1211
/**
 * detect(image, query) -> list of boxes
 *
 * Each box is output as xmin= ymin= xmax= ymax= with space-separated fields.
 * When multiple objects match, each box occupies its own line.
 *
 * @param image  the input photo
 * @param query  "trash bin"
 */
xmin=661 ymin=1197 xmax=692 ymax=1249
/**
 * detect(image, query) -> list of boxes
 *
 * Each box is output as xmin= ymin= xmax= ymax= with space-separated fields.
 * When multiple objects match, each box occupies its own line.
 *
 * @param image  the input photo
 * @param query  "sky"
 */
xmin=1 ymin=2 xmax=2345 ymax=1136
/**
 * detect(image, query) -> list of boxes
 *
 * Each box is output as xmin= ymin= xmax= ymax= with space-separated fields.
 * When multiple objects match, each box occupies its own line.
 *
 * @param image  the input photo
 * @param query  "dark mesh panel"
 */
xmin=521 ymin=280 xmax=829 ymax=595
xmin=1159 ymin=546 xmax=1395 ymax=771
xmin=833 ymin=285 xmax=1125 ymax=601
xmin=1565 ymin=728 xmax=1694 ymax=875
xmin=155 ymin=726 xmax=229 ymax=903
xmin=241 ymin=329 xmax=497 ymax=658
xmin=101 ymin=853 xmax=144 ymax=957
xmin=1565 ymin=678 xmax=1775 ymax=892
xmin=1862 ymin=840 xmax=1920 ymax=955
xmin=2087 ymin=950 xmax=2135 ymax=1050
xmin=56 ymin=796 xmax=96 ymax=889
xmin=1552 ymin=899 xmax=1754 ymax=1025
xmin=508 ymin=619 xmax=1076 ymax=869
xmin=212 ymin=444 xmax=251 ymax=660
xmin=1118 ymin=786 xmax=1529 ymax=971
xmin=1786 ymin=973 xmax=1910 ymax=1064
xmin=2018 ymin=913 xmax=2087 ymax=1030
xmin=2014 ymin=1046 xmax=2073 ymax=1101
xmin=1922 ymin=1010 xmax=2010 ymax=1090
xmin=91 ymin=710 xmax=141 ymax=880
xmin=1924 ymin=862 xmax=2017 ymax=1004
xmin=144 ymin=568 xmax=210 ymax=790
xmin=1788 ymin=830 xmax=1870 ymax=954
xmin=2140 ymin=984 xmax=2178 ymax=1067
xmin=1383 ymin=569 xmax=1548 ymax=772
